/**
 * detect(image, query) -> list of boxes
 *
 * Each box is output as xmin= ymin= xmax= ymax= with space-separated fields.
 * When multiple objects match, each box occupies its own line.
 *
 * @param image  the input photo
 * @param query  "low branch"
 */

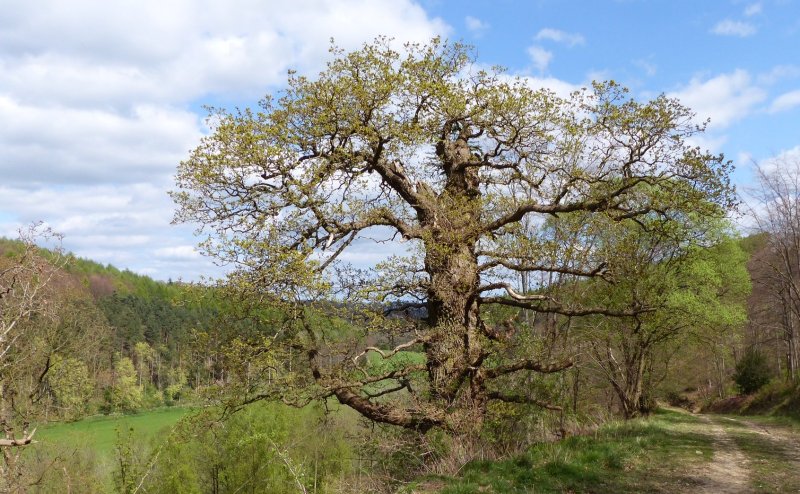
xmin=484 ymin=358 xmax=573 ymax=379
xmin=333 ymin=387 xmax=443 ymax=432
xmin=364 ymin=381 xmax=409 ymax=399
xmin=0 ymin=429 xmax=36 ymax=447
xmin=477 ymin=282 xmax=548 ymax=301
xmin=352 ymin=337 xmax=424 ymax=366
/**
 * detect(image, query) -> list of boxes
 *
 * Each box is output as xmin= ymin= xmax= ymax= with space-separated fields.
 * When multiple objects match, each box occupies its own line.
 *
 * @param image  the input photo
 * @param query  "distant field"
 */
xmin=37 ymin=406 xmax=194 ymax=460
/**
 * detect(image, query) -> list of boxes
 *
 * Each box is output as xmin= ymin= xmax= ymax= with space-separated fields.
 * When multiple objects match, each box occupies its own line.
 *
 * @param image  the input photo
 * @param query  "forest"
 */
xmin=2 ymin=38 xmax=800 ymax=493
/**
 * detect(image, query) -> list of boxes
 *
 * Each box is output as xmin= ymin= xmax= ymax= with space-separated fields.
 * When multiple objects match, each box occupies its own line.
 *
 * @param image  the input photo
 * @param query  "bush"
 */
xmin=144 ymin=402 xmax=352 ymax=493
xmin=733 ymin=349 xmax=772 ymax=395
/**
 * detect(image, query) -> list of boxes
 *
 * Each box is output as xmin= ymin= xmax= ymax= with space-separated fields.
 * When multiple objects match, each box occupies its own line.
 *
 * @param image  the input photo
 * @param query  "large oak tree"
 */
xmin=173 ymin=38 xmax=734 ymax=432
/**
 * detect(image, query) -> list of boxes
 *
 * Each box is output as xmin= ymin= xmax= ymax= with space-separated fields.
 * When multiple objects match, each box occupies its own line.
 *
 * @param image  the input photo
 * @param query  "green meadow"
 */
xmin=37 ymin=407 xmax=194 ymax=460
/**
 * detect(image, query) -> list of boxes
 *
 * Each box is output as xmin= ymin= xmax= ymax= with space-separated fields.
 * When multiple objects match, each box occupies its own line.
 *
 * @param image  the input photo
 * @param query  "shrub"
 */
xmin=733 ymin=349 xmax=772 ymax=395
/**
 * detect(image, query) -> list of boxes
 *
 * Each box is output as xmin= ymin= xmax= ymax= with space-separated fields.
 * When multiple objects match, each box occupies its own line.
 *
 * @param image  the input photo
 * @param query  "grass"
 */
xmin=708 ymin=381 xmax=800 ymax=420
xmin=745 ymin=381 xmax=800 ymax=419
xmin=36 ymin=406 xmax=194 ymax=460
xmin=414 ymin=410 xmax=716 ymax=494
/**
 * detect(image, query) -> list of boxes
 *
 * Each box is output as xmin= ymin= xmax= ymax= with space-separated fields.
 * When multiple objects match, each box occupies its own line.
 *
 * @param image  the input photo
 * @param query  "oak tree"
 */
xmin=173 ymin=38 xmax=734 ymax=432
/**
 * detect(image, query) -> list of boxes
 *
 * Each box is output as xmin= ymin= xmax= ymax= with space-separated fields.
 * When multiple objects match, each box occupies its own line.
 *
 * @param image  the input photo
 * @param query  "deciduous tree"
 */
xmin=749 ymin=157 xmax=800 ymax=382
xmin=173 ymin=38 xmax=734 ymax=432
xmin=0 ymin=225 xmax=67 ymax=488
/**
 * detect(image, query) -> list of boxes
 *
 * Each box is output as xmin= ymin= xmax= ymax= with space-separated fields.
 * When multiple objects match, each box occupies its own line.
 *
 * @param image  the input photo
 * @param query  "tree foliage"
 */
xmin=734 ymin=348 xmax=772 ymax=394
xmin=111 ymin=357 xmax=143 ymax=412
xmin=172 ymin=37 xmax=735 ymax=432
xmin=48 ymin=355 xmax=94 ymax=420
xmin=573 ymin=225 xmax=750 ymax=417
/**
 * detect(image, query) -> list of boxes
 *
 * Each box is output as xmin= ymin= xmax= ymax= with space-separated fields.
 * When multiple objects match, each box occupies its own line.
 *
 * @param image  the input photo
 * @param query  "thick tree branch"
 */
xmin=478 ymin=259 xmax=609 ymax=279
xmin=484 ymin=358 xmax=573 ymax=379
xmin=481 ymin=177 xmax=651 ymax=234
xmin=477 ymin=282 xmax=548 ymax=300
xmin=0 ymin=429 xmax=35 ymax=447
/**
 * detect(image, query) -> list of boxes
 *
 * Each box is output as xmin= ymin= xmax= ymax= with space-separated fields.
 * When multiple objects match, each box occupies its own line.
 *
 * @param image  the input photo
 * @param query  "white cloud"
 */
xmin=755 ymin=146 xmax=800 ymax=175
xmin=520 ymin=76 xmax=581 ymax=99
xmin=527 ymin=45 xmax=553 ymax=72
xmin=154 ymin=246 xmax=202 ymax=260
xmin=535 ymin=28 xmax=585 ymax=47
xmin=0 ymin=182 xmax=219 ymax=279
xmin=769 ymin=89 xmax=800 ymax=113
xmin=744 ymin=3 xmax=762 ymax=16
xmin=465 ymin=16 xmax=489 ymax=36
xmin=668 ymin=70 xmax=767 ymax=152
xmin=711 ymin=19 xmax=757 ymax=37
xmin=0 ymin=0 xmax=449 ymax=281
xmin=757 ymin=65 xmax=800 ymax=85
xmin=1 ymin=0 xmax=449 ymax=106
xmin=471 ymin=62 xmax=580 ymax=99
xmin=669 ymin=70 xmax=766 ymax=130
xmin=0 ymin=97 xmax=201 ymax=186
xmin=737 ymin=151 xmax=755 ymax=167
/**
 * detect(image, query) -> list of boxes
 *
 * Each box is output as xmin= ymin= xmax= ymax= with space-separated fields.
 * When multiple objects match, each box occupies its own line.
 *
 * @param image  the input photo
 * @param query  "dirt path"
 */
xmin=718 ymin=416 xmax=800 ymax=492
xmin=691 ymin=416 xmax=751 ymax=494
xmin=723 ymin=416 xmax=800 ymax=462
xmin=677 ymin=414 xmax=800 ymax=493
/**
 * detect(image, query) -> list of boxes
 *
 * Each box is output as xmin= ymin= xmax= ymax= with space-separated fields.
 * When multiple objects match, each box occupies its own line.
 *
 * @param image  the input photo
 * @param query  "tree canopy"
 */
xmin=173 ymin=37 xmax=735 ymax=432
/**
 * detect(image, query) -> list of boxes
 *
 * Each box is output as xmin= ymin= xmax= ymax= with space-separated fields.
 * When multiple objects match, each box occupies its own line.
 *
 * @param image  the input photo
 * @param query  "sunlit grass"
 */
xmin=426 ymin=410 xmax=715 ymax=494
xmin=37 ymin=407 xmax=194 ymax=459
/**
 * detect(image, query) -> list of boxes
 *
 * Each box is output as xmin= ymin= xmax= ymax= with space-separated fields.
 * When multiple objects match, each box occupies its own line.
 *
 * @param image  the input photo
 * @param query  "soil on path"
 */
xmin=690 ymin=416 xmax=750 ymax=494
xmin=682 ymin=413 xmax=800 ymax=493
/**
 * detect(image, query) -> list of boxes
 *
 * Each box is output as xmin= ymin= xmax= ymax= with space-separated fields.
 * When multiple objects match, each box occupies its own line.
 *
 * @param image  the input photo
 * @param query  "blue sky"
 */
xmin=1 ymin=0 xmax=798 ymax=280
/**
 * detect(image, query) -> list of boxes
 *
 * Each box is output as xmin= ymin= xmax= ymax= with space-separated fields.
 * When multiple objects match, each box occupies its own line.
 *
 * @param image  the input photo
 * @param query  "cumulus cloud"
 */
xmin=527 ymin=45 xmax=553 ymax=72
xmin=469 ymin=61 xmax=580 ymax=99
xmin=154 ymin=246 xmax=202 ymax=260
xmin=0 ymin=0 xmax=448 ymax=281
xmin=534 ymin=28 xmax=585 ymax=47
xmin=711 ymin=19 xmax=757 ymax=37
xmin=668 ymin=70 xmax=767 ymax=152
xmin=1 ymin=0 xmax=449 ymax=105
xmin=669 ymin=70 xmax=766 ymax=130
xmin=769 ymin=89 xmax=800 ymax=113
xmin=0 ymin=182 xmax=219 ymax=279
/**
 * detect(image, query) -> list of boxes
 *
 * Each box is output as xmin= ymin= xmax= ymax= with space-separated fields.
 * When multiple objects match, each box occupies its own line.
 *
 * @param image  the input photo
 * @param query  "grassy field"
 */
xmin=37 ymin=406 xmax=194 ymax=460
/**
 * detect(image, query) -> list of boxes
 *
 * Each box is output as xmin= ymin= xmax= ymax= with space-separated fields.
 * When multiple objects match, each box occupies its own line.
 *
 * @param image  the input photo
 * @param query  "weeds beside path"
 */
xmin=415 ymin=409 xmax=800 ymax=493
